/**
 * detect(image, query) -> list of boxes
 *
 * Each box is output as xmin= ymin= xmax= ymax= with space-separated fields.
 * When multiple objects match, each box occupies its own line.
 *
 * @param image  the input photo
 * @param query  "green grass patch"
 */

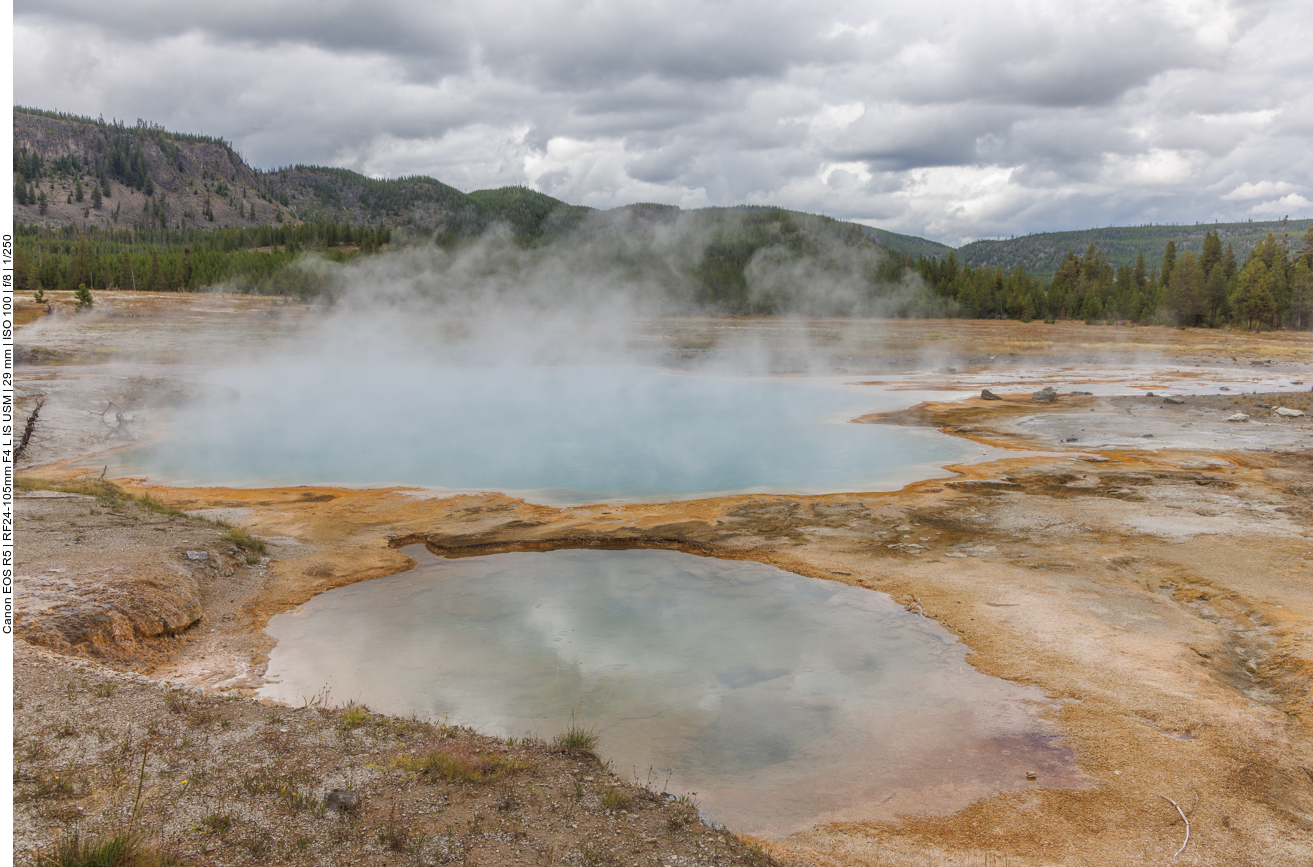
xmin=214 ymin=520 xmax=267 ymax=558
xmin=16 ymin=475 xmax=187 ymax=517
xmin=17 ymin=476 xmax=268 ymax=561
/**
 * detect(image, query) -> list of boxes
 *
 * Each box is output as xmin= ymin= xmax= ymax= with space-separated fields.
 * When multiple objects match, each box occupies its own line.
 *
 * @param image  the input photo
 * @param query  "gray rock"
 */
xmin=1032 ymin=387 xmax=1057 ymax=403
xmin=1162 ymin=396 xmax=1184 ymax=405
xmin=324 ymin=789 xmax=360 ymax=812
xmin=184 ymin=551 xmax=209 ymax=561
xmin=981 ymin=389 xmax=1003 ymax=401
xmin=1274 ymin=407 xmax=1306 ymax=418
xmin=1226 ymin=413 xmax=1250 ymax=422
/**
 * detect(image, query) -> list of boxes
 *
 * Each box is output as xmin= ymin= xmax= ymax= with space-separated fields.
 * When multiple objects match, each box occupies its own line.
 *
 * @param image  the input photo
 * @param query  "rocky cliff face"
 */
xmin=12 ymin=109 xmax=479 ymax=233
xmin=13 ymin=109 xmax=275 ymax=231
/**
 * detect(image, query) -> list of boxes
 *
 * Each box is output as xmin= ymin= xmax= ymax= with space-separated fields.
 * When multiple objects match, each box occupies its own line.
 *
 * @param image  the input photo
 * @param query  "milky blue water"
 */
xmin=260 ymin=547 xmax=1080 ymax=835
xmin=112 ymin=362 xmax=976 ymax=503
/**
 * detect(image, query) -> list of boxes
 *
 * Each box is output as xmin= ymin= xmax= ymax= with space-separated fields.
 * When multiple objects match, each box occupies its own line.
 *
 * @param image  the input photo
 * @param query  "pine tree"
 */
xmin=1232 ymin=258 xmax=1275 ymax=330
xmin=1200 ymin=230 xmax=1222 ymax=277
xmin=1166 ymin=251 xmax=1205 ymax=325
xmin=15 ymin=176 xmax=28 ymax=205
xmin=75 ymin=282 xmax=94 ymax=310
xmin=75 ymin=177 xmax=84 ymax=202
xmin=102 ymin=175 xmax=111 ymax=198
xmin=91 ymin=185 xmax=103 ymax=209
xmin=38 ymin=190 xmax=49 ymax=215
xmin=145 ymin=249 xmax=167 ymax=292
xmin=1160 ymin=240 xmax=1177 ymax=288
xmin=1288 ymin=259 xmax=1312 ymax=331
xmin=118 ymin=249 xmax=135 ymax=290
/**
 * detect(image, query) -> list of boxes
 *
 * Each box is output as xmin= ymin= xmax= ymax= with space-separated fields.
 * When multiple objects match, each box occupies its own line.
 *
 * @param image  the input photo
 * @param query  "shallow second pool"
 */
xmin=260 ymin=547 xmax=1081 ymax=835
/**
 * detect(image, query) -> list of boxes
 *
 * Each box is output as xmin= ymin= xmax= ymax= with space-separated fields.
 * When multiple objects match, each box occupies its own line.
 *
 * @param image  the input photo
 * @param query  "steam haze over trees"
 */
xmin=13 ymin=106 xmax=1313 ymax=330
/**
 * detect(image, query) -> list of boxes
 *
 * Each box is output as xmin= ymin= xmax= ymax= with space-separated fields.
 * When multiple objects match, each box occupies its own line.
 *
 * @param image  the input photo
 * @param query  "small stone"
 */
xmin=1274 ymin=407 xmax=1305 ymax=418
xmin=185 ymin=551 xmax=209 ymax=561
xmin=1032 ymin=387 xmax=1057 ymax=403
xmin=324 ymin=789 xmax=360 ymax=812
xmin=1162 ymin=396 xmax=1184 ymax=405
xmin=1226 ymin=413 xmax=1250 ymax=423
xmin=1026 ymin=771 xmax=1038 ymax=781
xmin=980 ymin=389 xmax=1003 ymax=401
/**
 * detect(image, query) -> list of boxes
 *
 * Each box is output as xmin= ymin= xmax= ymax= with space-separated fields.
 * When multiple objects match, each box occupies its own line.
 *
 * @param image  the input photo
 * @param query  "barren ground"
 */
xmin=12 ymin=291 xmax=1313 ymax=866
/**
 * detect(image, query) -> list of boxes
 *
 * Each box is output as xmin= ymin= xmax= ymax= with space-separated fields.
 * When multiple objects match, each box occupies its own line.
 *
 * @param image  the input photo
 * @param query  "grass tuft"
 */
xmin=40 ymin=829 xmax=183 ymax=867
xmin=337 ymin=700 xmax=371 ymax=731
xmin=200 ymin=812 xmax=236 ymax=836
xmin=551 ymin=724 xmax=599 ymax=755
xmin=215 ymin=521 xmax=267 ymax=558
xmin=601 ymin=787 xmax=631 ymax=811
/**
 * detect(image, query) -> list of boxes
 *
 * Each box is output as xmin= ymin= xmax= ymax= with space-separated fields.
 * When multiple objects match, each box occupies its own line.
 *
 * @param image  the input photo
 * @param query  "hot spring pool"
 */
xmin=109 ymin=363 xmax=982 ymax=503
xmin=260 ymin=547 xmax=1081 ymax=835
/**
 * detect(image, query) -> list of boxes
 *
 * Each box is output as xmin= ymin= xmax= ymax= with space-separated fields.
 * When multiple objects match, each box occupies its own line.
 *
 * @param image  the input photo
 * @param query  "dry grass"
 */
xmin=38 ymin=829 xmax=183 ymax=867
xmin=395 ymin=749 xmax=533 ymax=783
xmin=15 ymin=647 xmax=776 ymax=867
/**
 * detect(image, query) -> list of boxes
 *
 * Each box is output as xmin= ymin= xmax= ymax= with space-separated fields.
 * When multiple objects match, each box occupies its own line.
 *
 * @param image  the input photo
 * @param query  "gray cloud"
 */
xmin=14 ymin=0 xmax=1313 ymax=245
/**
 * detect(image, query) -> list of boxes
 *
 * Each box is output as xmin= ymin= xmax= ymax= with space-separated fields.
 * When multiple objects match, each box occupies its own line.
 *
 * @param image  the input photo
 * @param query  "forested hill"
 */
xmin=13 ymin=107 xmax=928 ymax=249
xmin=11 ymin=107 xmax=591 ymax=238
xmin=11 ymin=106 xmax=1313 ymax=331
xmin=957 ymin=220 xmax=1313 ymax=274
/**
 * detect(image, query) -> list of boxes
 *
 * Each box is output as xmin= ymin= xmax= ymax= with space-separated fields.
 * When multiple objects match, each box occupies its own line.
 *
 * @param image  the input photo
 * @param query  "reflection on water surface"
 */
xmin=110 ymin=364 xmax=977 ymax=502
xmin=261 ymin=547 xmax=1081 ymax=835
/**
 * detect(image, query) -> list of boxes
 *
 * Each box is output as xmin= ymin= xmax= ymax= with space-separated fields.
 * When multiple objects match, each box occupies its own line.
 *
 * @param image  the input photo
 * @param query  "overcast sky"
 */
xmin=14 ymin=0 xmax=1313 ymax=245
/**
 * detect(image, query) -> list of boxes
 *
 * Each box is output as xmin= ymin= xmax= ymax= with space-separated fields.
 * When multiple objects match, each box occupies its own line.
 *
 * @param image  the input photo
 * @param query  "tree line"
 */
xmin=13 ymin=210 xmax=1313 ymax=330
xmin=13 ymin=221 xmax=393 ymax=298
xmin=891 ymin=227 xmax=1312 ymax=330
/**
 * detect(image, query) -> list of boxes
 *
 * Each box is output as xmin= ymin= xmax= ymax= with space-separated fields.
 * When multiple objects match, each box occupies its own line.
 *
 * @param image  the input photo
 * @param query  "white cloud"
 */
xmin=1246 ymin=193 xmax=1312 ymax=216
xmin=13 ymin=0 xmax=1313 ymax=244
xmin=1222 ymin=180 xmax=1296 ymax=201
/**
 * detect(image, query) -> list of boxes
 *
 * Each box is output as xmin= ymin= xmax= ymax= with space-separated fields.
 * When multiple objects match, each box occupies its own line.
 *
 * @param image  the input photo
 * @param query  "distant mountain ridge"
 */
xmin=955 ymin=220 xmax=1313 ymax=274
xmin=11 ymin=105 xmax=1309 ymax=275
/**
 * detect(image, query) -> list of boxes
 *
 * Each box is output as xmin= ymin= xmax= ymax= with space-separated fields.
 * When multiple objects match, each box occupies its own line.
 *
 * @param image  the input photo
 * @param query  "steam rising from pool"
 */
xmin=115 ymin=361 xmax=977 ymax=502
xmin=261 ymin=547 xmax=1081 ymax=835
